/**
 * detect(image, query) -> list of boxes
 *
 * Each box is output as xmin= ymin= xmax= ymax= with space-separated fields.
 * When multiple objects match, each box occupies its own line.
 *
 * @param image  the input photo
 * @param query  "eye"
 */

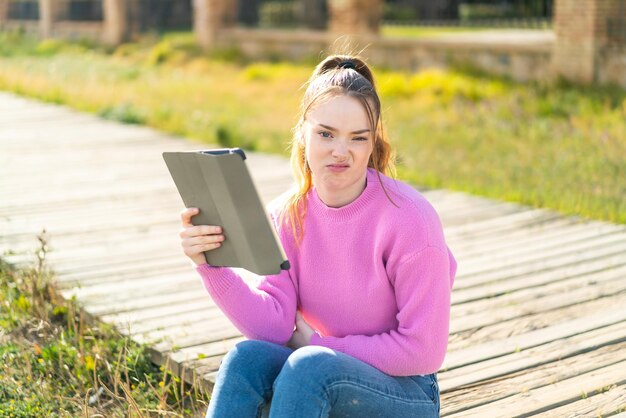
xmin=318 ymin=131 xmax=332 ymax=139
xmin=353 ymin=137 xmax=368 ymax=141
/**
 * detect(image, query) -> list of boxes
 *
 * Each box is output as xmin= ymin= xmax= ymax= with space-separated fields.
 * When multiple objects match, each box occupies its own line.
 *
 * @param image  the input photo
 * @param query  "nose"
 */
xmin=331 ymin=140 xmax=349 ymax=160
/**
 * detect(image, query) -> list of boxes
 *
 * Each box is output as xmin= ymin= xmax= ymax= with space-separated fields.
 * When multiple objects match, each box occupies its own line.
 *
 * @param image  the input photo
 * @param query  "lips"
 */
xmin=327 ymin=164 xmax=350 ymax=172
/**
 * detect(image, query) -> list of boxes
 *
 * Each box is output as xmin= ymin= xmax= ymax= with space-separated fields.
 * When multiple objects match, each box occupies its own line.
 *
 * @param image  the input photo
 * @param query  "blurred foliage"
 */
xmin=383 ymin=4 xmax=419 ymax=21
xmin=0 ymin=29 xmax=624 ymax=224
xmin=98 ymin=102 xmax=147 ymax=124
xmin=259 ymin=1 xmax=298 ymax=28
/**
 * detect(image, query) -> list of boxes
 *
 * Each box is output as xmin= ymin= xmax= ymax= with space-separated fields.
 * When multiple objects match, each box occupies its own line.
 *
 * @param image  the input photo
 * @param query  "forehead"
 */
xmin=305 ymin=95 xmax=370 ymax=130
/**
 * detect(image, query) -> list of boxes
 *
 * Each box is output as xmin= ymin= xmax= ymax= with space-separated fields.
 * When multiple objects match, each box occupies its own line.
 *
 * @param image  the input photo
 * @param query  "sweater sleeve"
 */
xmin=195 ymin=206 xmax=298 ymax=346
xmin=196 ymin=264 xmax=297 ymax=345
xmin=309 ymin=245 xmax=454 ymax=376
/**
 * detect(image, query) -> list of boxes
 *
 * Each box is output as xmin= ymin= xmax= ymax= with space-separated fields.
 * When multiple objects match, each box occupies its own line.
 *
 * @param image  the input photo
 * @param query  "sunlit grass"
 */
xmin=0 ymin=233 xmax=211 ymax=416
xmin=0 ymin=30 xmax=624 ymax=224
xmin=381 ymin=25 xmax=511 ymax=38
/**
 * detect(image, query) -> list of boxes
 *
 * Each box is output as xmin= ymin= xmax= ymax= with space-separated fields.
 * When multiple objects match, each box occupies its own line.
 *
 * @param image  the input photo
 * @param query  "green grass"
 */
xmin=0 ymin=30 xmax=624 ymax=224
xmin=0 ymin=232 xmax=211 ymax=417
xmin=380 ymin=25 xmax=526 ymax=38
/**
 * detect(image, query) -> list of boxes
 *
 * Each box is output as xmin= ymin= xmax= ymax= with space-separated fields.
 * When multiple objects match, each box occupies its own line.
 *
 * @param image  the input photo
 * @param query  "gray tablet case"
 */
xmin=162 ymin=148 xmax=290 ymax=275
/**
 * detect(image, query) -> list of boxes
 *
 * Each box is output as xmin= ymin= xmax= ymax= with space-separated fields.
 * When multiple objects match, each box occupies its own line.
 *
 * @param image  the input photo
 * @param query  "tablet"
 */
xmin=162 ymin=148 xmax=290 ymax=275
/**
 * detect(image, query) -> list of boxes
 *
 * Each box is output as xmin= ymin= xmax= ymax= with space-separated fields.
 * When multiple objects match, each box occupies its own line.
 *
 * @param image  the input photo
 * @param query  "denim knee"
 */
xmin=275 ymin=345 xmax=338 ymax=386
xmin=221 ymin=340 xmax=264 ymax=366
xmin=220 ymin=340 xmax=288 ymax=377
xmin=209 ymin=340 xmax=291 ymax=418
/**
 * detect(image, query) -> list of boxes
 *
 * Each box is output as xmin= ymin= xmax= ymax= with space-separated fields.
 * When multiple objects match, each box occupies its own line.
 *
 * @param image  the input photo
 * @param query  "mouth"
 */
xmin=327 ymin=164 xmax=350 ymax=173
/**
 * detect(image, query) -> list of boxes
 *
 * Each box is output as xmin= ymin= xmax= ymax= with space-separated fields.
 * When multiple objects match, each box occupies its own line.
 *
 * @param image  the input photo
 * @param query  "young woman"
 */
xmin=179 ymin=54 xmax=458 ymax=417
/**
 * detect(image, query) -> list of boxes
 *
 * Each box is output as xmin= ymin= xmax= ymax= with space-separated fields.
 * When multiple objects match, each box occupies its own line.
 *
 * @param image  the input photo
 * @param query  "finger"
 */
xmin=185 ymin=235 xmax=225 ymax=247
xmin=186 ymin=242 xmax=222 ymax=254
xmin=198 ymin=225 xmax=223 ymax=235
xmin=180 ymin=207 xmax=199 ymax=228
xmin=179 ymin=225 xmax=223 ymax=239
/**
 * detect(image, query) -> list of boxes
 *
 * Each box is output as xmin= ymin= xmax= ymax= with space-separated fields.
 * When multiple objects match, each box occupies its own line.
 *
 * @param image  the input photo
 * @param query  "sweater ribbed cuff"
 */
xmin=196 ymin=263 xmax=235 ymax=296
xmin=309 ymin=333 xmax=346 ymax=353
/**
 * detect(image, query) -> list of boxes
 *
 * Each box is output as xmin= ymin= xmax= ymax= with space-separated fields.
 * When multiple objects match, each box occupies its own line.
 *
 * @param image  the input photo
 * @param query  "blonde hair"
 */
xmin=277 ymin=54 xmax=398 ymax=246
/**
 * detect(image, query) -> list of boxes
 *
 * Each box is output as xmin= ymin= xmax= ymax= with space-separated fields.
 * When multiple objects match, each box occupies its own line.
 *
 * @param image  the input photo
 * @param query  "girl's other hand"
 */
xmin=179 ymin=207 xmax=225 ymax=266
xmin=287 ymin=311 xmax=317 ymax=350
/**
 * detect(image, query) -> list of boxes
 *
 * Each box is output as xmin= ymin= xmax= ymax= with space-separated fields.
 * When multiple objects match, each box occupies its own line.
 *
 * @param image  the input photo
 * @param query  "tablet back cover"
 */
xmin=163 ymin=149 xmax=290 ymax=275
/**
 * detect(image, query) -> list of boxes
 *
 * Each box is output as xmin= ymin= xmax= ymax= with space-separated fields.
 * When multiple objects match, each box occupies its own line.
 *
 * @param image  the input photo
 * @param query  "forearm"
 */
xmin=310 ymin=329 xmax=448 ymax=376
xmin=197 ymin=264 xmax=296 ymax=344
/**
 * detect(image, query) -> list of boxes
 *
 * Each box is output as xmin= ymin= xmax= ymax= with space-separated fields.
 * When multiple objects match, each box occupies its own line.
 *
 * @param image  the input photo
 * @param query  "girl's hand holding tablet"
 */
xmin=179 ymin=207 xmax=225 ymax=266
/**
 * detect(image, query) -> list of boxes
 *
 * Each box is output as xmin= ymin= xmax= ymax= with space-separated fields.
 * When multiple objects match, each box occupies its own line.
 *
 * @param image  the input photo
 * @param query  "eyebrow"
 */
xmin=317 ymin=124 xmax=370 ymax=134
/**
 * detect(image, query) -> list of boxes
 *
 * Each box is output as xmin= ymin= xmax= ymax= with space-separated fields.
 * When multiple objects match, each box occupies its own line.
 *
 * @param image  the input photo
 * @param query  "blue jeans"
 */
xmin=206 ymin=340 xmax=440 ymax=418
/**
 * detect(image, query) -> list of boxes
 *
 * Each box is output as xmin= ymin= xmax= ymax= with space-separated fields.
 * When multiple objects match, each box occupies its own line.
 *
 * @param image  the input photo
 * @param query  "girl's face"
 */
xmin=302 ymin=95 xmax=374 ymax=203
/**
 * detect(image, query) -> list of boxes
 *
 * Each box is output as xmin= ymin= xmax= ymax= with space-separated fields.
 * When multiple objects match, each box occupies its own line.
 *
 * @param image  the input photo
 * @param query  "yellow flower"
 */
xmin=159 ymin=381 xmax=165 ymax=387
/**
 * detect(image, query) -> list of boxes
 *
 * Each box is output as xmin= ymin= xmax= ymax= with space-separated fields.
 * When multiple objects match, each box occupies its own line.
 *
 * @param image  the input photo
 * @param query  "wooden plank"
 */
xmin=451 ymin=262 xmax=626 ymax=318
xmin=1 ymin=172 xmax=290 ymax=215
xmin=157 ymin=336 xmax=247 ymax=379
xmin=440 ymin=321 xmax=626 ymax=392
xmin=422 ymin=197 xmax=522 ymax=226
xmin=441 ymin=342 xmax=626 ymax=416
xmin=61 ymin=271 xmax=201 ymax=301
xmin=0 ymin=198 xmax=178 ymax=239
xmin=453 ymin=220 xmax=623 ymax=261
xmin=450 ymin=268 xmax=626 ymax=333
xmin=452 ymin=255 xmax=626 ymax=304
xmin=188 ymin=356 xmax=226 ymax=380
xmin=53 ymin=257 xmax=190 ymax=289
xmin=55 ymin=262 xmax=192 ymax=288
xmin=445 ymin=208 xmax=562 ymax=238
xmin=458 ymin=231 xmax=626 ymax=280
xmin=145 ymin=326 xmax=242 ymax=360
xmin=448 ymin=292 xmax=626 ymax=352
xmin=447 ymin=216 xmax=581 ymax=251
xmin=122 ymin=306 xmax=222 ymax=336
xmin=455 ymin=238 xmax=626 ymax=290
xmin=171 ymin=337 xmax=246 ymax=366
xmin=538 ymin=383 xmax=626 ymax=417
xmin=444 ymin=301 xmax=626 ymax=369
xmin=101 ymin=298 xmax=219 ymax=328
xmin=140 ymin=317 xmax=241 ymax=352
xmin=444 ymin=358 xmax=626 ymax=417
xmin=0 ymin=223 xmax=177 ymax=256
xmin=34 ymin=238 xmax=184 ymax=272
xmin=0 ymin=183 xmax=178 ymax=215
xmin=1 ymin=157 xmax=292 ymax=194
xmin=75 ymin=286 xmax=209 ymax=317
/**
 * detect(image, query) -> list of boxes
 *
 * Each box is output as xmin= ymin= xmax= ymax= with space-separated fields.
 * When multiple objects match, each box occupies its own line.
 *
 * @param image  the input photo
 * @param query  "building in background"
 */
xmin=0 ymin=0 xmax=624 ymax=88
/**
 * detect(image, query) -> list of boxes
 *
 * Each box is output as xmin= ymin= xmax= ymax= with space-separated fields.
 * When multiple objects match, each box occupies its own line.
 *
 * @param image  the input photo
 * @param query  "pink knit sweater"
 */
xmin=196 ymin=167 xmax=457 ymax=376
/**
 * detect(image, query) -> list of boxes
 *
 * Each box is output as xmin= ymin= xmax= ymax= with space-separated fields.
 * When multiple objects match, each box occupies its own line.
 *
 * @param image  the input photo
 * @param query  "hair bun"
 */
xmin=338 ymin=61 xmax=356 ymax=70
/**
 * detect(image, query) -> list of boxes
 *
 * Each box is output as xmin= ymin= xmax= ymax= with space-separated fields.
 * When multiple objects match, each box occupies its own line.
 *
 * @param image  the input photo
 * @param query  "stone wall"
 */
xmin=552 ymin=0 xmax=625 ymax=84
xmin=215 ymin=28 xmax=555 ymax=83
xmin=599 ymin=45 xmax=626 ymax=86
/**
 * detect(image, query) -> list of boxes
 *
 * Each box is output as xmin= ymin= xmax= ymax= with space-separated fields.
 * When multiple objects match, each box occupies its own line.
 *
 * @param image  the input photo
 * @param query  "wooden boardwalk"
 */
xmin=1 ymin=91 xmax=625 ymax=416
